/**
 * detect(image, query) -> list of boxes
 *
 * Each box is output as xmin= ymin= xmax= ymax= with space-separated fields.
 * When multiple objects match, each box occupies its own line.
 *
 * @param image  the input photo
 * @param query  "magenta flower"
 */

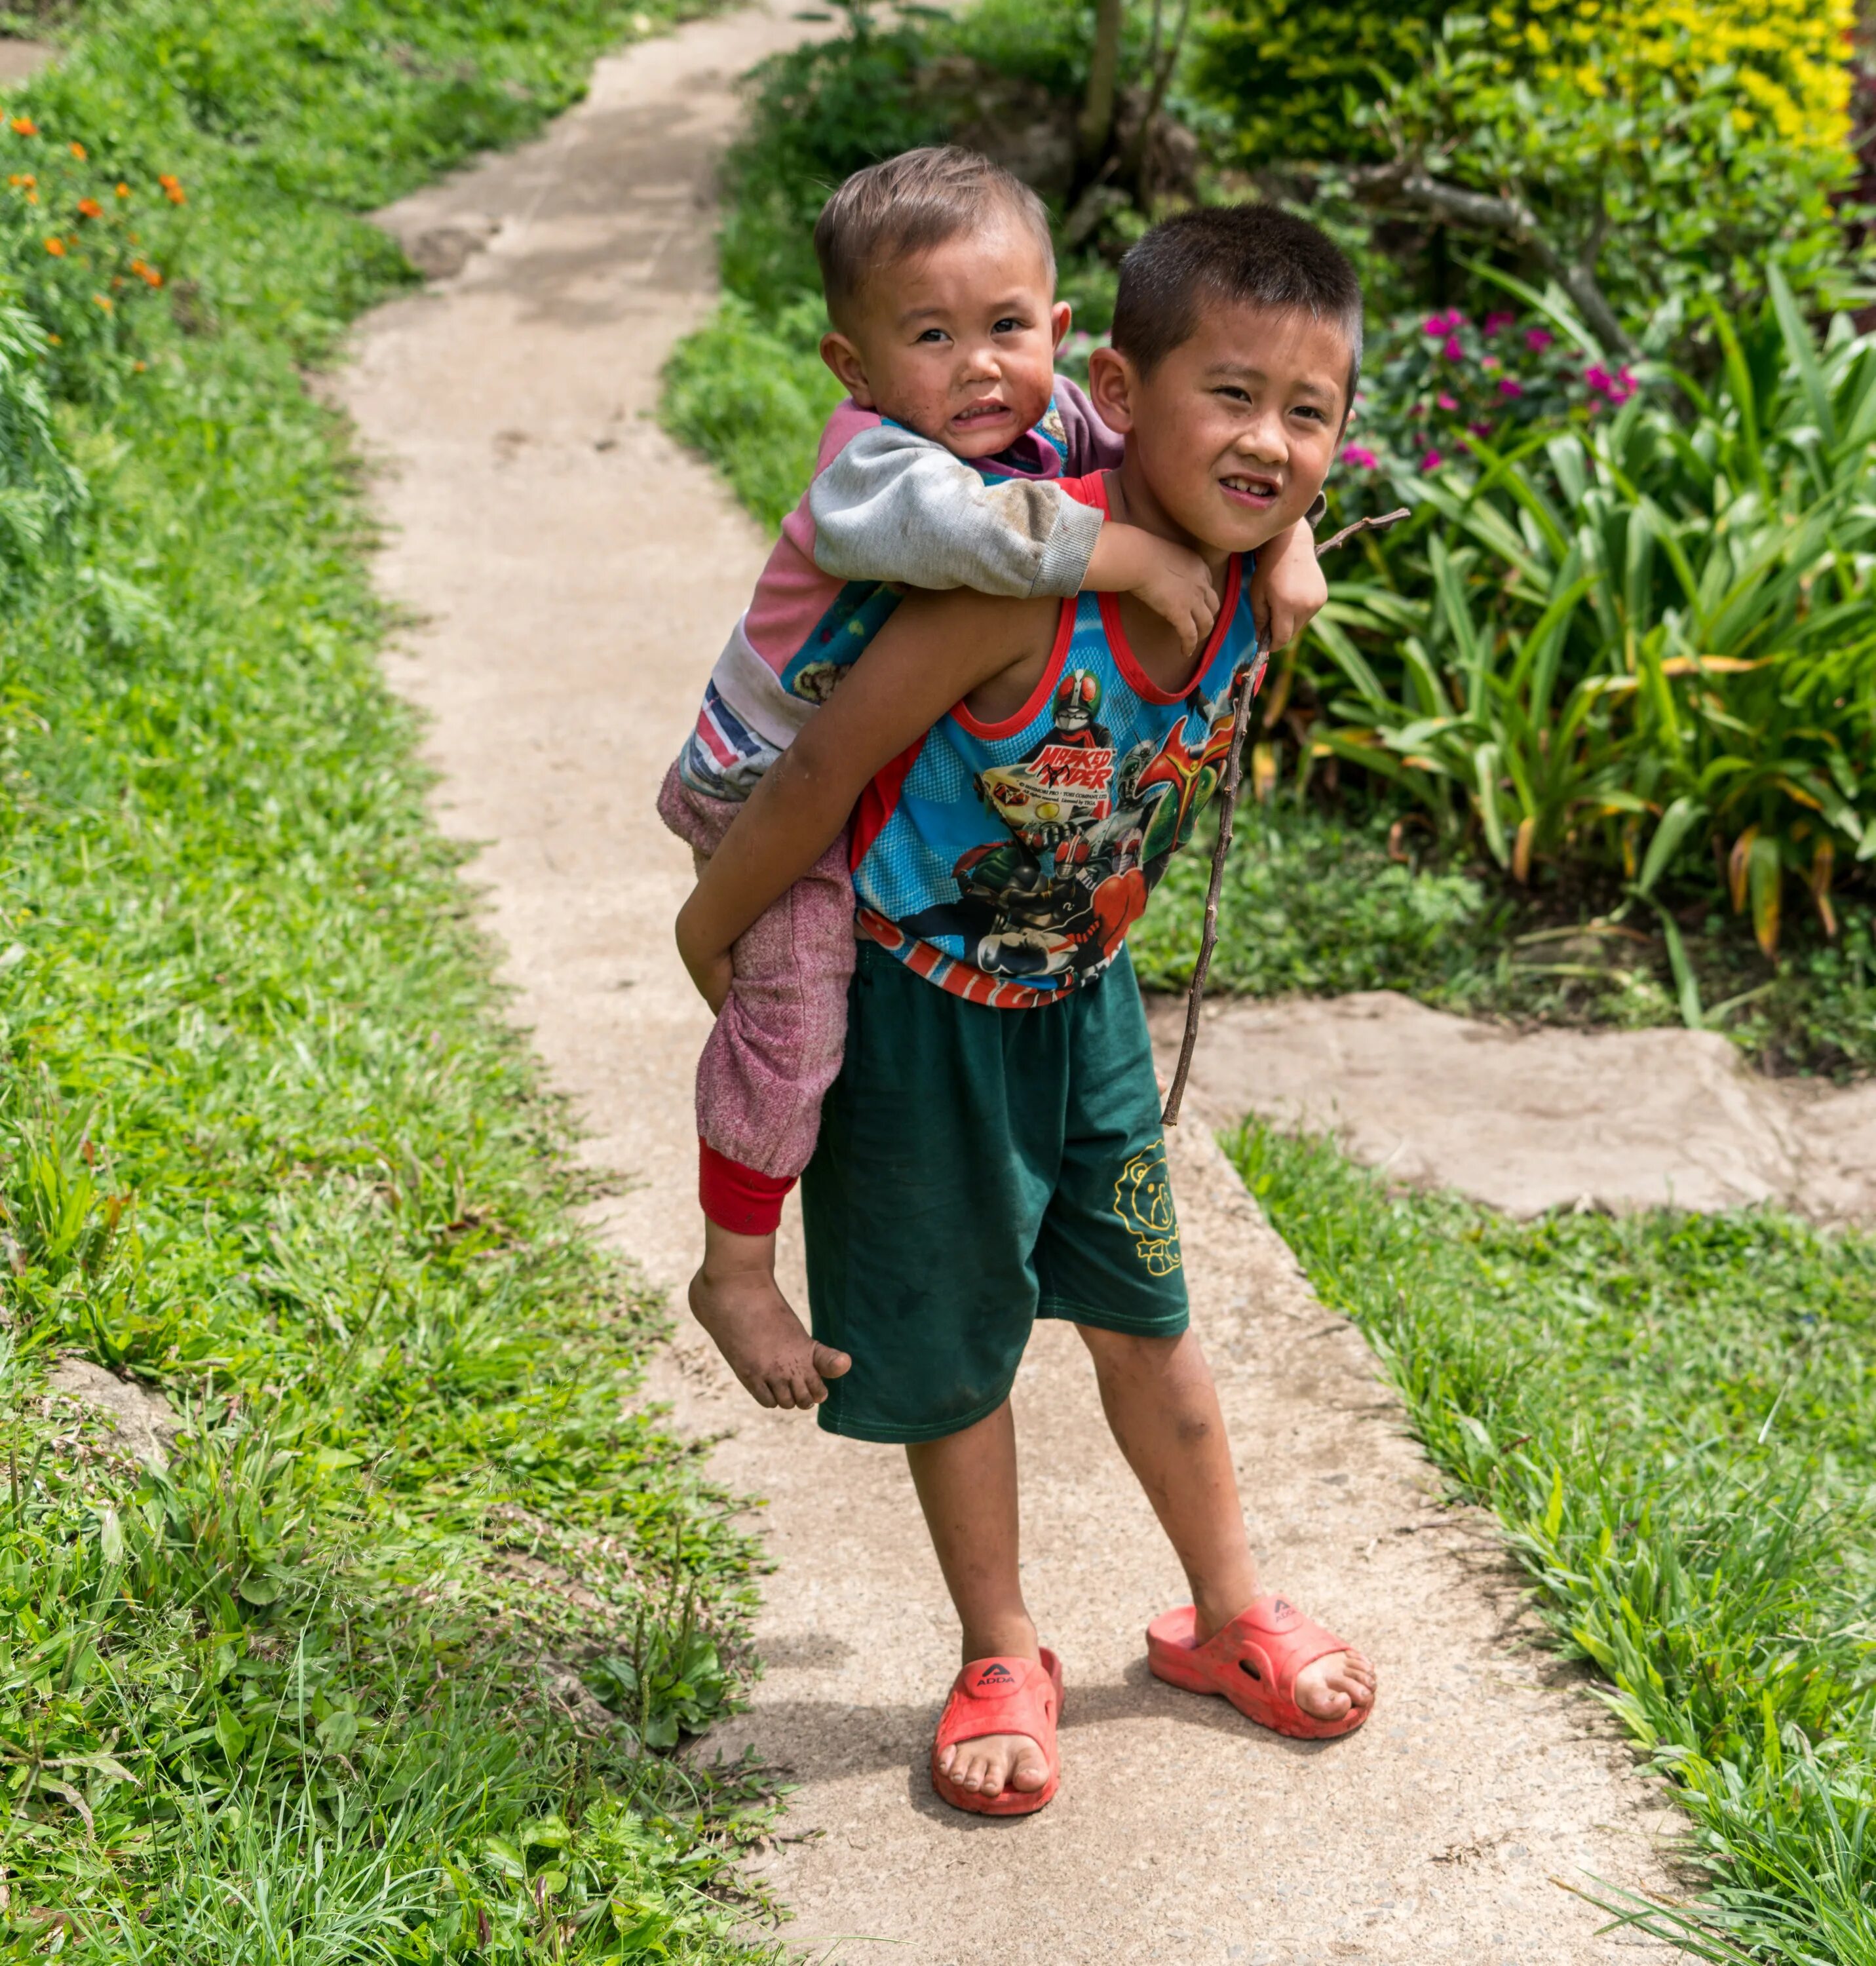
xmin=1525 ymin=328 xmax=1555 ymax=353
xmin=1423 ymin=313 xmax=1449 ymax=337
xmin=1443 ymin=336 xmax=1464 ymax=361
xmin=1584 ymin=364 xmax=1613 ymax=396
xmin=1437 ymin=391 xmax=1459 ymax=412
xmin=1480 ymin=355 xmax=1501 ymax=372
xmin=1498 ymin=376 xmax=1524 ymax=398
xmin=1421 ymin=448 xmax=1444 ymax=471
xmin=1339 ymin=444 xmax=1379 ymax=470
xmin=1468 ymin=420 xmax=1493 ymax=436
xmin=1484 ymin=311 xmax=1515 ymax=336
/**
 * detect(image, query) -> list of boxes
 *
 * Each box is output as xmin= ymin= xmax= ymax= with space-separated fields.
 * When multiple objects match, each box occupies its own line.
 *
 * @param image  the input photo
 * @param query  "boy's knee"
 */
xmin=1075 ymin=1322 xmax=1185 ymax=1370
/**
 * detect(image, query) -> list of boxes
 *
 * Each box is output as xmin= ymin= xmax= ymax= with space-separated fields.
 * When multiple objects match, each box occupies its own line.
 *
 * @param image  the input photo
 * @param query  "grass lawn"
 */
xmin=1 ymin=3 xmax=784 ymax=1959
xmin=1236 ymin=1125 xmax=1876 ymax=1964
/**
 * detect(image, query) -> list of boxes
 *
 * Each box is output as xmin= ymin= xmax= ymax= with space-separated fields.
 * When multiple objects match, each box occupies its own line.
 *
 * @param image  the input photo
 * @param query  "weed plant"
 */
xmin=1235 ymin=1125 xmax=1876 ymax=1961
xmin=0 ymin=1 xmax=780 ymax=1958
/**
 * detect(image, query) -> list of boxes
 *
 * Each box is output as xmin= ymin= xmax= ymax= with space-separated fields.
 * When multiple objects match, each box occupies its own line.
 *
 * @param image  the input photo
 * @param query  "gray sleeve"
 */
xmin=809 ymin=424 xmax=1103 ymax=598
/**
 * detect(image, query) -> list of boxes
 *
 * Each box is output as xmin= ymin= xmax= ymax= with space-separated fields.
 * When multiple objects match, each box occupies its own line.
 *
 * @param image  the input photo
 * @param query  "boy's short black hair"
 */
xmin=814 ymin=146 xmax=1055 ymax=332
xmin=1111 ymin=203 xmax=1364 ymax=408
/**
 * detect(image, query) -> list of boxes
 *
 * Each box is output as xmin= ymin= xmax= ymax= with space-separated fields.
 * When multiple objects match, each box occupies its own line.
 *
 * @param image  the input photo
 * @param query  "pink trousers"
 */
xmin=657 ymin=760 xmax=856 ymax=1181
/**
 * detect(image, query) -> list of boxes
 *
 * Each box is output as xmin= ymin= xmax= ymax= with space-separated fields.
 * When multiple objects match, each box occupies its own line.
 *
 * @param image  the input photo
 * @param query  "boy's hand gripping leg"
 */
xmin=689 ymin=1222 xmax=851 ymax=1410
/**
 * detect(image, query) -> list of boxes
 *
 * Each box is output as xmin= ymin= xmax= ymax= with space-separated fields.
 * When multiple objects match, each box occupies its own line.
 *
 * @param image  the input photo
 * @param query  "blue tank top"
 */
xmin=850 ymin=474 xmax=1265 ymax=1009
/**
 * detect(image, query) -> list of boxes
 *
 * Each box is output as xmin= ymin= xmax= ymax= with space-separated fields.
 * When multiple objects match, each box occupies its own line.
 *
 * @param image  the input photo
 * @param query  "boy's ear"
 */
xmin=1050 ymin=300 xmax=1073 ymax=353
xmin=1087 ymin=344 xmax=1138 ymax=434
xmin=820 ymin=330 xmax=877 ymax=409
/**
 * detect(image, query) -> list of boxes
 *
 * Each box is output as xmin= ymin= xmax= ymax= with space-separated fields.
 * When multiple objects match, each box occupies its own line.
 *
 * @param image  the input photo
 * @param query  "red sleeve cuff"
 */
xmin=699 ymin=1140 xmax=795 ymax=1236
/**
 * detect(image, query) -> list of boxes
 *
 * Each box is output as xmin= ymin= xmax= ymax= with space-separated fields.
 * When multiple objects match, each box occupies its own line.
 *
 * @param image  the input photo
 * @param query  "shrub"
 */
xmin=1 ymin=113 xmax=184 ymax=396
xmin=1308 ymin=277 xmax=1876 ymax=961
xmin=1196 ymin=0 xmax=1854 ymax=168
xmin=0 ymin=295 xmax=85 ymax=588
xmin=1334 ymin=12 xmax=1860 ymax=335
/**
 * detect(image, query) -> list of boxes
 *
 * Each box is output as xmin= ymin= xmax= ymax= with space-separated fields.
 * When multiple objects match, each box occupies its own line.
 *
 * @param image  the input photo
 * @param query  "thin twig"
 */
xmin=1161 ymin=505 xmax=1413 ymax=1126
xmin=1161 ymin=670 xmax=1254 ymax=1127
xmin=1314 ymin=505 xmax=1411 ymax=558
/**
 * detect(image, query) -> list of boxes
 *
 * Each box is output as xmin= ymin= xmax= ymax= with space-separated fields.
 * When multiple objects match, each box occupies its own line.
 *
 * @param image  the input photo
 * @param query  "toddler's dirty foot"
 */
xmin=689 ymin=1224 xmax=850 ymax=1410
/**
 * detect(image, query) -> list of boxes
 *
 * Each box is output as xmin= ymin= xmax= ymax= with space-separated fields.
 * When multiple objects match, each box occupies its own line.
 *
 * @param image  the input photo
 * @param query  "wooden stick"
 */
xmin=1160 ymin=504 xmax=1411 ymax=1127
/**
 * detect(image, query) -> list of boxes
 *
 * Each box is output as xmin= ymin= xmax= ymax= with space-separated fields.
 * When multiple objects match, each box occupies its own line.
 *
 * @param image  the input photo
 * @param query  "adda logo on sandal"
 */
xmin=974 ymin=1663 xmax=1016 ymax=1690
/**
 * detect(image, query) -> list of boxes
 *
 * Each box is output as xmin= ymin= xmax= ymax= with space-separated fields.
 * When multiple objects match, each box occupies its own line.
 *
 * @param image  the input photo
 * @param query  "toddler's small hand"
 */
xmin=1133 ymin=539 xmax=1219 ymax=659
xmin=1248 ymin=520 xmax=1329 ymax=652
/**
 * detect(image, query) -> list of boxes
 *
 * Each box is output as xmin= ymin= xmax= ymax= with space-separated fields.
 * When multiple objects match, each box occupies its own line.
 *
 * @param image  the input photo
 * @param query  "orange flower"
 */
xmin=115 ymin=182 xmax=129 ymax=199
xmin=133 ymin=359 xmax=146 ymax=372
xmin=77 ymin=197 xmax=104 ymax=220
xmin=91 ymin=292 xmax=113 ymax=312
xmin=43 ymin=236 xmax=65 ymax=256
xmin=129 ymin=258 xmax=163 ymax=288
xmin=7 ymin=173 xmax=33 ymax=187
xmin=9 ymin=117 xmax=37 ymax=137
xmin=47 ymin=333 xmax=60 ymax=345
xmin=157 ymin=173 xmax=185 ymax=204
xmin=69 ymin=141 xmax=86 ymax=161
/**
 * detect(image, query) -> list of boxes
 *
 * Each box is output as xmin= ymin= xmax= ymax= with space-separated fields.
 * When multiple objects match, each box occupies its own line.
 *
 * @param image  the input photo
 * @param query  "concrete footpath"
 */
xmin=340 ymin=9 xmax=1680 ymax=1959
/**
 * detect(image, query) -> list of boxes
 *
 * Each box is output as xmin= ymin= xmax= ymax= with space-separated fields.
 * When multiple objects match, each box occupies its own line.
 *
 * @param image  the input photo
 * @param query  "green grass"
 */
xmin=1233 ymin=1123 xmax=1876 ymax=1962
xmin=1133 ymin=800 xmax=1876 ymax=1076
xmin=0 ymin=2 xmax=788 ymax=1959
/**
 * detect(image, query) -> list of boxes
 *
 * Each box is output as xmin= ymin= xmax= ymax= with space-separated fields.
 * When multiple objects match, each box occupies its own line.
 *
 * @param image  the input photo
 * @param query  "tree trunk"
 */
xmin=1078 ymin=0 xmax=1124 ymax=166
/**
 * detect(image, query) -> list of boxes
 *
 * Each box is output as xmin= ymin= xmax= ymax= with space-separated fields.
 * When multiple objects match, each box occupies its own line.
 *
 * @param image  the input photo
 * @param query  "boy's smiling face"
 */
xmin=819 ymin=214 xmax=1070 ymax=459
xmin=1089 ymin=299 xmax=1350 ymax=560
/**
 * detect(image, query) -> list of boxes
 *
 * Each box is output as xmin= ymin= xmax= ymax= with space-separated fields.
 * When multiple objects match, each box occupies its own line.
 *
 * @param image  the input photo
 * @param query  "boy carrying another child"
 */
xmin=672 ymin=163 xmax=1376 ymax=1814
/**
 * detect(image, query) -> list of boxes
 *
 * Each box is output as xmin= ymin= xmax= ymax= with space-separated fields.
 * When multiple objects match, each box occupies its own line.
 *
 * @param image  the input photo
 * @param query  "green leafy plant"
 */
xmin=1311 ymin=276 xmax=1876 ymax=959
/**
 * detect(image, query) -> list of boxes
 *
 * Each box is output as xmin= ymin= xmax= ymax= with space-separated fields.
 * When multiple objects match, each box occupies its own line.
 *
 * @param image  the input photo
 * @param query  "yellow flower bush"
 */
xmin=1495 ymin=0 xmax=1852 ymax=158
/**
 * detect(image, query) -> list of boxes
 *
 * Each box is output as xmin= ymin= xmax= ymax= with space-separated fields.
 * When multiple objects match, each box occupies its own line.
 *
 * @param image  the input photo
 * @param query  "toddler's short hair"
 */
xmin=814 ymin=146 xmax=1055 ymax=330
xmin=1111 ymin=204 xmax=1364 ymax=405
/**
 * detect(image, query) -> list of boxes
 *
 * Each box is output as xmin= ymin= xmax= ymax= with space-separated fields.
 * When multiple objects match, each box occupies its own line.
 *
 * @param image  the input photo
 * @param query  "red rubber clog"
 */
xmin=1147 ymin=1596 xmax=1371 ymax=1741
xmin=929 ymin=1648 xmax=1063 ymax=1816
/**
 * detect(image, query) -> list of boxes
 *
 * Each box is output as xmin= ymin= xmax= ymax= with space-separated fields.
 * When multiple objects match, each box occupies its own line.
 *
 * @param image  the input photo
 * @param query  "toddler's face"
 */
xmin=821 ymin=216 xmax=1069 ymax=459
xmin=1093 ymin=300 xmax=1349 ymax=557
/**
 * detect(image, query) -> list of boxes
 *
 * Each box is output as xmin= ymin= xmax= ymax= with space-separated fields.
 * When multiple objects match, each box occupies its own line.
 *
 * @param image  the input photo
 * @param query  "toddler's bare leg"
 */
xmin=1077 ymin=1324 xmax=1375 ymax=1726
xmin=689 ymin=1224 xmax=849 ymax=1410
xmin=906 ymin=1402 xmax=1051 ymax=1802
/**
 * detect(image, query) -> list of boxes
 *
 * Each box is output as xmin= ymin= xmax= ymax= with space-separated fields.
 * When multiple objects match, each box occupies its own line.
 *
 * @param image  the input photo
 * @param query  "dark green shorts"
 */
xmin=801 ymin=940 xmax=1188 ymax=1443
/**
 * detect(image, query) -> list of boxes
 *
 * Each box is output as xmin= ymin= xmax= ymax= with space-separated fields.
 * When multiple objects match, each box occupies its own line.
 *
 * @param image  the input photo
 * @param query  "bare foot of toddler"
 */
xmin=689 ymin=1224 xmax=851 ymax=1409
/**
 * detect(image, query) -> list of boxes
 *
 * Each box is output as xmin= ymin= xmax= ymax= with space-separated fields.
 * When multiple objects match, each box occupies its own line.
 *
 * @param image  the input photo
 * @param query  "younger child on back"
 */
xmin=659 ymin=148 xmax=1327 ymax=1408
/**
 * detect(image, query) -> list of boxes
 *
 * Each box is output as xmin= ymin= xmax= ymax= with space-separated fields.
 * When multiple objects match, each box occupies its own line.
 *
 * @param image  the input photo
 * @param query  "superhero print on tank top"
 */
xmin=849 ymin=473 xmax=1267 ymax=1009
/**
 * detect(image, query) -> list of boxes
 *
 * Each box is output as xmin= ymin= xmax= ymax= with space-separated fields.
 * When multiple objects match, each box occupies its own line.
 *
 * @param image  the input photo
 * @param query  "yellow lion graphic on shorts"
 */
xmin=1111 ymin=1138 xmax=1181 ymax=1276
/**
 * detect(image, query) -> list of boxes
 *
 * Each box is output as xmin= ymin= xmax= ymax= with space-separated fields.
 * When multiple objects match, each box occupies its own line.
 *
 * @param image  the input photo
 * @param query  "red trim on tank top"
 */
xmin=949 ymin=595 xmax=1080 ymax=742
xmin=1097 ymin=552 xmax=1244 ymax=706
xmin=849 ymin=729 xmax=928 ymax=870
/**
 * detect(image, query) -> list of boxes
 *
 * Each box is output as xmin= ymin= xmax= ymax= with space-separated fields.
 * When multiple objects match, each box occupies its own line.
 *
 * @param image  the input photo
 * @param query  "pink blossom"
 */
xmin=1480 ymin=354 xmax=1501 ymax=371
xmin=1437 ymin=392 xmax=1459 ymax=412
xmin=1525 ymin=328 xmax=1556 ymax=353
xmin=1484 ymin=311 xmax=1516 ymax=336
xmin=1423 ymin=313 xmax=1449 ymax=338
xmin=1443 ymin=336 xmax=1464 ymax=361
xmin=1468 ymin=420 xmax=1493 ymax=436
xmin=1421 ymin=448 xmax=1444 ymax=471
xmin=1339 ymin=444 xmax=1379 ymax=470
xmin=1584 ymin=363 xmax=1613 ymax=396
xmin=1498 ymin=376 xmax=1524 ymax=398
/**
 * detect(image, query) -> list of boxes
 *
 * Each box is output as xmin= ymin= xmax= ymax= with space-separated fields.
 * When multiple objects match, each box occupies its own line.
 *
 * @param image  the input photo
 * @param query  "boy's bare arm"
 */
xmin=676 ymin=588 xmax=1057 ymax=1007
